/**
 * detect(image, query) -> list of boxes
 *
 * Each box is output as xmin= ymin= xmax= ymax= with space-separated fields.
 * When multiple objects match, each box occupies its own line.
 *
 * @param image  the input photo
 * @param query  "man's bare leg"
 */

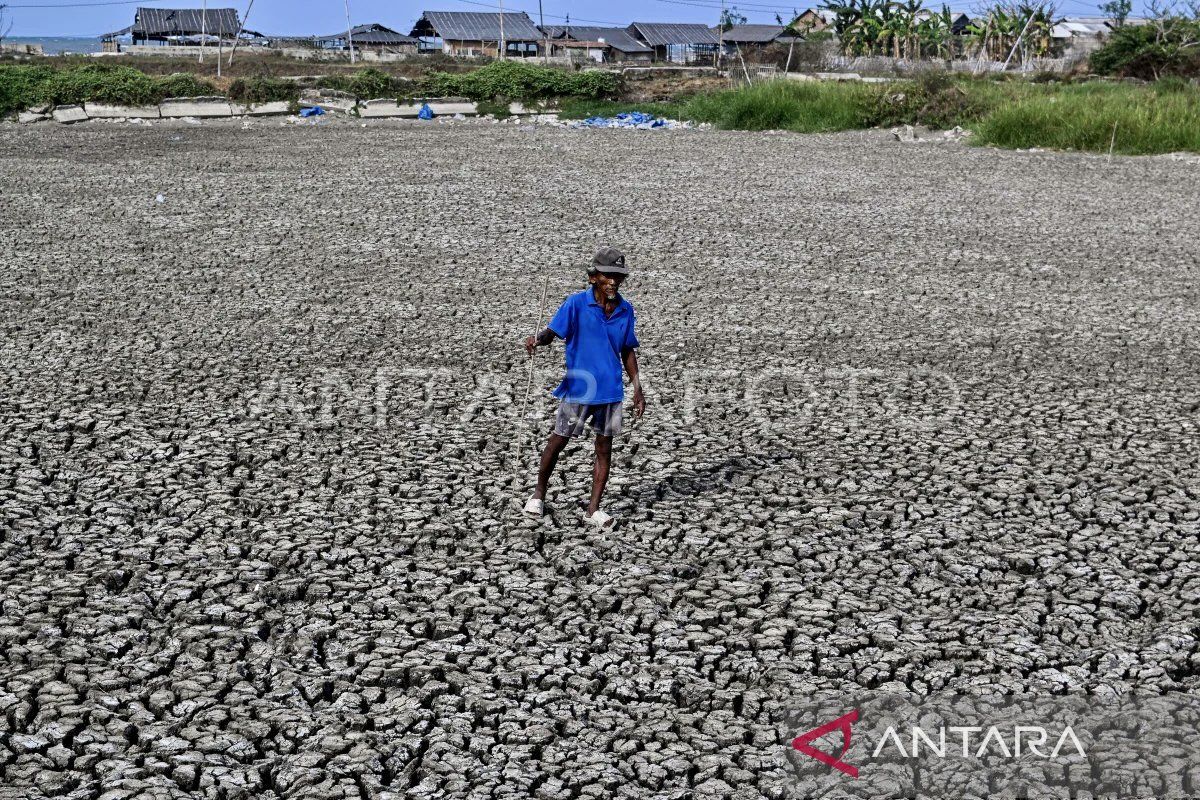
xmin=587 ymin=434 xmax=613 ymax=516
xmin=534 ymin=433 xmax=570 ymax=501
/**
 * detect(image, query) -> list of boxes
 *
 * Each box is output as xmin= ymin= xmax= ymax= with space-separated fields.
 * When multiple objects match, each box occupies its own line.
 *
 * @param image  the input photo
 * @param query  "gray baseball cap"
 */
xmin=592 ymin=246 xmax=629 ymax=275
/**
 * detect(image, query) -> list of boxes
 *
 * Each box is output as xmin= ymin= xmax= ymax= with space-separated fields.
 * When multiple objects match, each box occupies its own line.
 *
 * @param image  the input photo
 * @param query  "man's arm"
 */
xmin=622 ymin=347 xmax=646 ymax=418
xmin=524 ymin=327 xmax=559 ymax=356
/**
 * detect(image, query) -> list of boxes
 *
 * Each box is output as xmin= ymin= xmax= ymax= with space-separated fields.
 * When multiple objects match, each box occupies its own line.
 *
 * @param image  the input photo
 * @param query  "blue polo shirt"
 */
xmin=547 ymin=288 xmax=639 ymax=404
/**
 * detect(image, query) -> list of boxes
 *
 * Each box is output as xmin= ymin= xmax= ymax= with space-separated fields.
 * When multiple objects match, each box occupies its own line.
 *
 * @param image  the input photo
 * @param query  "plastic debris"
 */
xmin=180 ymin=116 xmax=201 ymax=126
xmin=571 ymin=111 xmax=688 ymax=130
xmin=299 ymin=106 xmax=325 ymax=118
xmin=418 ymin=103 xmax=434 ymax=120
xmin=155 ymin=193 xmax=165 ymax=204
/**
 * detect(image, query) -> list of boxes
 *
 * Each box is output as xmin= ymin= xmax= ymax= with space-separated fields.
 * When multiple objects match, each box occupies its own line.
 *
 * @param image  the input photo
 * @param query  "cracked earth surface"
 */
xmin=1 ymin=119 xmax=1198 ymax=799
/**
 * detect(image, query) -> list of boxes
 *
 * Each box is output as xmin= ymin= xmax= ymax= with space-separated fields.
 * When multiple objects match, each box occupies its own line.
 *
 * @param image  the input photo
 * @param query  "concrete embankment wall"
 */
xmin=16 ymin=96 xmax=546 ymax=124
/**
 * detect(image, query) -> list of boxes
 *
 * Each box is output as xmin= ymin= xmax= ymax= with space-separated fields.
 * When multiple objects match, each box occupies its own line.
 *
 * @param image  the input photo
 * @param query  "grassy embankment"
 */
xmin=0 ymin=60 xmax=618 ymax=116
xmin=561 ymin=77 xmax=1200 ymax=156
xmin=3 ymin=60 xmax=1197 ymax=155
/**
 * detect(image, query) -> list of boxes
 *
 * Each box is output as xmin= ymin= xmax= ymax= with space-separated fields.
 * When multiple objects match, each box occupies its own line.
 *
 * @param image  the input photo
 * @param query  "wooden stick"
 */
xmin=519 ymin=272 xmax=551 ymax=427
xmin=503 ymin=272 xmax=551 ymax=521
xmin=227 ymin=0 xmax=254 ymax=67
xmin=1108 ymin=120 xmax=1118 ymax=161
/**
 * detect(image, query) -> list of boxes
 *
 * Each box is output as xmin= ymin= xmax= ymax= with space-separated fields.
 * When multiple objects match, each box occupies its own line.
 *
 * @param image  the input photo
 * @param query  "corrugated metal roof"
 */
xmin=1053 ymin=20 xmax=1108 ymax=36
xmin=351 ymin=30 xmax=418 ymax=44
xmin=628 ymin=22 xmax=721 ymax=46
xmin=714 ymin=24 xmax=785 ymax=43
xmin=133 ymin=7 xmax=241 ymax=37
xmin=413 ymin=11 xmax=543 ymax=42
xmin=544 ymin=25 xmax=651 ymax=52
xmin=316 ymin=23 xmax=416 ymax=44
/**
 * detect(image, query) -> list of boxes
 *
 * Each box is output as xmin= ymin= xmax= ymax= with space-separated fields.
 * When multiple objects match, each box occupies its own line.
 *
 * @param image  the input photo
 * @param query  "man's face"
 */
xmin=591 ymin=270 xmax=625 ymax=301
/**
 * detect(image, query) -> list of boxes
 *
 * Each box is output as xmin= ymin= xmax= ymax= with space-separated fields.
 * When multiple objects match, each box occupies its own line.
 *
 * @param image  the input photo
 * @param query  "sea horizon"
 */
xmin=4 ymin=36 xmax=104 ymax=55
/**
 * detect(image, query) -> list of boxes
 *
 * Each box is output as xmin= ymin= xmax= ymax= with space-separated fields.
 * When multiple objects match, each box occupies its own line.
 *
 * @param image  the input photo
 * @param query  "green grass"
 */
xmin=971 ymin=82 xmax=1200 ymax=155
xmin=558 ymin=77 xmax=1200 ymax=155
xmin=4 ymin=62 xmax=1197 ymax=156
xmin=684 ymin=80 xmax=879 ymax=132
xmin=0 ymin=63 xmax=215 ymax=115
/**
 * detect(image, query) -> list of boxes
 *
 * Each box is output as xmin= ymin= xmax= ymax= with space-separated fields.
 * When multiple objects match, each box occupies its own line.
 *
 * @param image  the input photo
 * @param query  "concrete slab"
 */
xmin=428 ymin=102 xmax=477 ymax=117
xmin=299 ymin=97 xmax=356 ymax=114
xmin=242 ymin=101 xmax=292 ymax=116
xmin=358 ymin=99 xmax=412 ymax=118
xmin=19 ymin=111 xmax=49 ymax=124
xmin=85 ymin=103 xmax=161 ymax=119
xmin=159 ymin=98 xmax=234 ymax=118
xmin=815 ymin=72 xmax=863 ymax=81
xmin=51 ymin=105 xmax=88 ymax=124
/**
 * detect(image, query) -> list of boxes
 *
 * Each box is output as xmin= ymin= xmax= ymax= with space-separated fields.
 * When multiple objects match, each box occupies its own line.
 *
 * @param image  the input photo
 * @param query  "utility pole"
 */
xmin=539 ymin=0 xmax=546 ymax=63
xmin=498 ymin=0 xmax=506 ymax=59
xmin=716 ymin=0 xmax=725 ymax=69
xmin=227 ymin=0 xmax=254 ymax=67
xmin=200 ymin=0 xmax=206 ymax=63
xmin=344 ymin=0 xmax=355 ymax=63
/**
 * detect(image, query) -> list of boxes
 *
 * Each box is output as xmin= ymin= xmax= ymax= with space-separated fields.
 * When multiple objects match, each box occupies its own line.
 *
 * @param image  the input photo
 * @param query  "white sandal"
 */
xmin=523 ymin=497 xmax=544 ymax=517
xmin=585 ymin=509 xmax=615 ymax=528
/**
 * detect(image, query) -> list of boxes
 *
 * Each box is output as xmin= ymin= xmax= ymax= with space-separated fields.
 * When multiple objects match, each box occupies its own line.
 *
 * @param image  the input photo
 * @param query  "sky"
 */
xmin=4 ymin=0 xmax=1123 ymax=38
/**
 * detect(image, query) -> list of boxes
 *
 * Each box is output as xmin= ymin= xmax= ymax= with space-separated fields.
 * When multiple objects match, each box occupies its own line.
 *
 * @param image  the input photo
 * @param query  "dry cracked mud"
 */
xmin=1 ymin=118 xmax=1198 ymax=799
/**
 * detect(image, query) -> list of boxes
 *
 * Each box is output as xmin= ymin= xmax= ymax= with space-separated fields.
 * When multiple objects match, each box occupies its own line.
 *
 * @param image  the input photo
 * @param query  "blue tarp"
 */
xmin=418 ymin=102 xmax=434 ymax=120
xmin=299 ymin=106 xmax=325 ymax=117
xmin=579 ymin=111 xmax=668 ymax=129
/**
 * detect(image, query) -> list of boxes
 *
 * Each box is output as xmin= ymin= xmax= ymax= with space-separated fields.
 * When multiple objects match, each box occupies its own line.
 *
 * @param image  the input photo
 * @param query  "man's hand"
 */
xmin=524 ymin=335 xmax=537 ymax=356
xmin=632 ymin=388 xmax=647 ymax=419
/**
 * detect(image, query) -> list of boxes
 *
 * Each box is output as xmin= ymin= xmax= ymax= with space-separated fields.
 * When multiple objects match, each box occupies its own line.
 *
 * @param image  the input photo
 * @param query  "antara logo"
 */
xmin=791 ymin=709 xmax=1089 ymax=780
xmin=791 ymin=710 xmax=860 ymax=778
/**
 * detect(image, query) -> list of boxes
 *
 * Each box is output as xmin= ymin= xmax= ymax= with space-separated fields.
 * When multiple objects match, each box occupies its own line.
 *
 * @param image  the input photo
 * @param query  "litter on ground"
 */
xmin=299 ymin=106 xmax=325 ymax=118
xmin=572 ymin=111 xmax=689 ymax=130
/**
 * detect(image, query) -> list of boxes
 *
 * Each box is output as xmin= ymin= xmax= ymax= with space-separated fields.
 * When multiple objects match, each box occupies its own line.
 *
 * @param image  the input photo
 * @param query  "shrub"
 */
xmin=319 ymin=67 xmax=406 ymax=100
xmin=0 ymin=64 xmax=216 ymax=115
xmin=872 ymin=74 xmax=1004 ymax=129
xmin=424 ymin=61 xmax=620 ymax=101
xmin=1090 ymin=20 xmax=1200 ymax=79
xmin=153 ymin=72 xmax=217 ymax=99
xmin=39 ymin=64 xmax=160 ymax=106
xmin=0 ymin=64 xmax=54 ymax=115
xmin=474 ymin=98 xmax=513 ymax=118
xmin=227 ymin=77 xmax=299 ymax=104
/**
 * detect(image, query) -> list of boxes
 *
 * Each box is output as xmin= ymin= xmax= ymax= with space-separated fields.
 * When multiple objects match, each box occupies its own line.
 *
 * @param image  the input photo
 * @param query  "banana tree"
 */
xmin=1023 ymin=3 xmax=1064 ymax=58
xmin=916 ymin=3 xmax=955 ymax=60
xmin=918 ymin=4 xmax=955 ymax=60
xmin=820 ymin=0 xmax=865 ymax=53
xmin=894 ymin=0 xmax=925 ymax=59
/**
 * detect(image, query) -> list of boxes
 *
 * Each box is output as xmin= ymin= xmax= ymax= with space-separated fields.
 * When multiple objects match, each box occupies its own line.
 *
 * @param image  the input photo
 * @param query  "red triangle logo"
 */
xmin=791 ymin=709 xmax=860 ymax=778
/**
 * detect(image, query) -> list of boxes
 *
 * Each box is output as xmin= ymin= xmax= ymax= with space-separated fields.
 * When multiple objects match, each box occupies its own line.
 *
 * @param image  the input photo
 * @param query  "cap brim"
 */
xmin=594 ymin=265 xmax=629 ymax=275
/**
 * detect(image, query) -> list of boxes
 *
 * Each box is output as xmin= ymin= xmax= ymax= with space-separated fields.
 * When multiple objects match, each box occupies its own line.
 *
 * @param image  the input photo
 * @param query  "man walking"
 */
xmin=522 ymin=247 xmax=646 ymax=528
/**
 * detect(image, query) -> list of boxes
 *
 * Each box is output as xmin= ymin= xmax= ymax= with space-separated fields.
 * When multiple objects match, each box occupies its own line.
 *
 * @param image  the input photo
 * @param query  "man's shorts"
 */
xmin=554 ymin=401 xmax=623 ymax=438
